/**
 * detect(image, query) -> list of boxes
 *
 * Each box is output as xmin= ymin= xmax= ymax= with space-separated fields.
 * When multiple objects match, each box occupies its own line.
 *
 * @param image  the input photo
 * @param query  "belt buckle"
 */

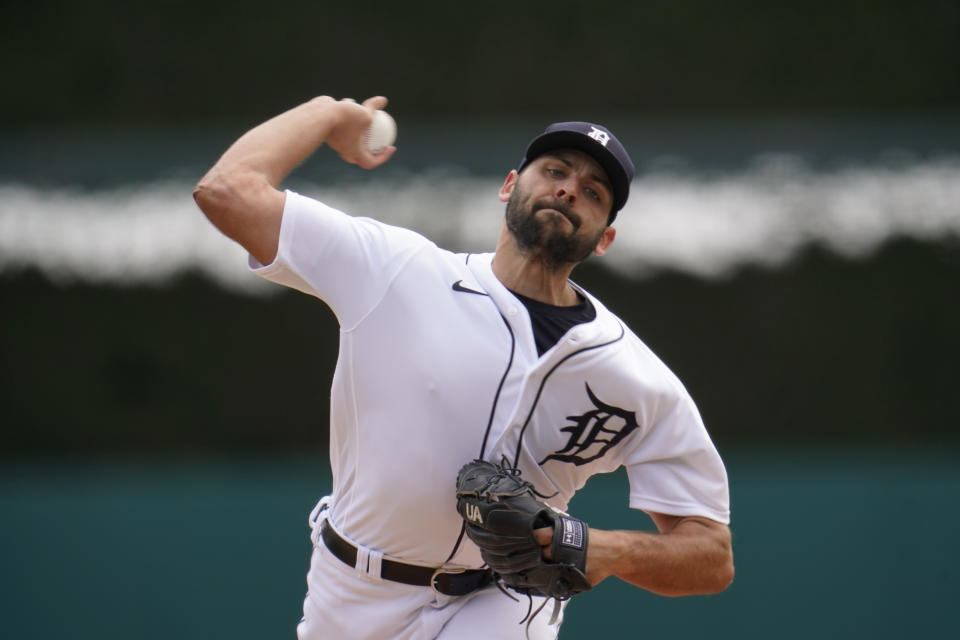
xmin=430 ymin=567 xmax=467 ymax=596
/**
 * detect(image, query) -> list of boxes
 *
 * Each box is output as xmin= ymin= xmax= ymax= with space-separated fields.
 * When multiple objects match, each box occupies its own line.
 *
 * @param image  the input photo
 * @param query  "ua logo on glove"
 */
xmin=464 ymin=503 xmax=483 ymax=524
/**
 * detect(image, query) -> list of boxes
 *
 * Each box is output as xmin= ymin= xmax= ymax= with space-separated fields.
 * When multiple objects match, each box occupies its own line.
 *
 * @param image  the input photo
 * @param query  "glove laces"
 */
xmin=489 ymin=456 xmax=558 ymax=500
xmin=489 ymin=457 xmax=563 ymax=638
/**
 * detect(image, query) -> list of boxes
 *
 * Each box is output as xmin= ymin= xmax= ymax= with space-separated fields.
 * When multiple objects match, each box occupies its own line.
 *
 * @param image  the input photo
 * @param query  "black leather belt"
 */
xmin=320 ymin=519 xmax=493 ymax=596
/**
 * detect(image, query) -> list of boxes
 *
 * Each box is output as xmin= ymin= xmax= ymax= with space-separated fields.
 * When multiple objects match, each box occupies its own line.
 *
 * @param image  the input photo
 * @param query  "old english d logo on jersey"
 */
xmin=539 ymin=383 xmax=639 ymax=466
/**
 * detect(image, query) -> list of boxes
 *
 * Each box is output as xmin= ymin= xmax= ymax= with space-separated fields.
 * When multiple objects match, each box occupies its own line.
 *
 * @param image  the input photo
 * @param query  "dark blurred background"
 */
xmin=4 ymin=0 xmax=960 ymax=123
xmin=1 ymin=1 xmax=958 ymax=638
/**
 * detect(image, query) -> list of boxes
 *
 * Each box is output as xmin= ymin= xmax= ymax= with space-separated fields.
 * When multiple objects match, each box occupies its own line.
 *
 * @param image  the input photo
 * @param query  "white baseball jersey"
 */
xmin=251 ymin=190 xmax=730 ymax=571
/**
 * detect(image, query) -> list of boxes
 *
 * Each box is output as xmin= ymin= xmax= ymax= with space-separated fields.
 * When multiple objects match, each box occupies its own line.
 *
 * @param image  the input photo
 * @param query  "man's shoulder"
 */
xmin=576 ymin=294 xmax=692 ymax=396
xmin=288 ymin=189 xmax=438 ymax=246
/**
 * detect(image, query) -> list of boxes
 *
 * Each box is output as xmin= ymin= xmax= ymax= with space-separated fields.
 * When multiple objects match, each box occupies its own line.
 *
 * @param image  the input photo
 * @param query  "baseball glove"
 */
xmin=455 ymin=459 xmax=592 ymax=601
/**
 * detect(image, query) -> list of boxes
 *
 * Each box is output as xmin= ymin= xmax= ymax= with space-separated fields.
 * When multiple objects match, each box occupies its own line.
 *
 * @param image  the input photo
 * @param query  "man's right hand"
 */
xmin=323 ymin=96 xmax=397 ymax=169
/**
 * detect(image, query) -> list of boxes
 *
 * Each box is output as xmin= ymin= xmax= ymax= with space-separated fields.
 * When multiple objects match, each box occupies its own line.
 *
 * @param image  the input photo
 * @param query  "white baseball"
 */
xmin=365 ymin=110 xmax=397 ymax=154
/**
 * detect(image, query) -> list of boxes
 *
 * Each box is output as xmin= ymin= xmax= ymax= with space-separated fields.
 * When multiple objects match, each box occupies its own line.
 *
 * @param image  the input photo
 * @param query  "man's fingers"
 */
xmin=362 ymin=95 xmax=389 ymax=110
xmin=356 ymin=145 xmax=397 ymax=170
xmin=534 ymin=526 xmax=553 ymax=560
xmin=325 ymin=96 xmax=395 ymax=169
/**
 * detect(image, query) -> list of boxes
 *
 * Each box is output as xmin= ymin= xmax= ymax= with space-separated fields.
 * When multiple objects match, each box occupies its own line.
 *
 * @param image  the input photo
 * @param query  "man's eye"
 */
xmin=547 ymin=168 xmax=564 ymax=178
xmin=585 ymin=187 xmax=600 ymax=200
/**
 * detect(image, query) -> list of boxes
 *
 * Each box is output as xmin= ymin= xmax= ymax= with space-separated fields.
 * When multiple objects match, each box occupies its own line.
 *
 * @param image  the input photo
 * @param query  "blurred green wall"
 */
xmin=2 ymin=451 xmax=957 ymax=639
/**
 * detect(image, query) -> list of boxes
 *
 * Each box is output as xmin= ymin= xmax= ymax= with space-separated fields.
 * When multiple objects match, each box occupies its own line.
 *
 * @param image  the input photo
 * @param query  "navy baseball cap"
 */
xmin=517 ymin=121 xmax=635 ymax=221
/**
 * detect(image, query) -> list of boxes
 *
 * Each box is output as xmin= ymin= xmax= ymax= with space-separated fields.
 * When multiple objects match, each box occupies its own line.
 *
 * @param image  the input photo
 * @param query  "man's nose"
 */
xmin=556 ymin=183 xmax=576 ymax=203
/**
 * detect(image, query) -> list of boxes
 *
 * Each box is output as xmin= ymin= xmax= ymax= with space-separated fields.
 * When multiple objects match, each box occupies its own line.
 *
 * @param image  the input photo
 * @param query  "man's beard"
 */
xmin=504 ymin=183 xmax=605 ymax=271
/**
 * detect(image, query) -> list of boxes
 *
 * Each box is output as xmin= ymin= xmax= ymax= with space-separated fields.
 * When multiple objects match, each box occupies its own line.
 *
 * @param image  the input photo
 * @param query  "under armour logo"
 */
xmin=539 ymin=383 xmax=639 ymax=466
xmin=559 ymin=517 xmax=585 ymax=549
xmin=587 ymin=127 xmax=610 ymax=147
xmin=464 ymin=503 xmax=483 ymax=524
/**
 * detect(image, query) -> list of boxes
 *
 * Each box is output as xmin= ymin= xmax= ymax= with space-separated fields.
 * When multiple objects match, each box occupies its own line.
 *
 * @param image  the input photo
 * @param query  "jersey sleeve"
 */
xmin=249 ymin=190 xmax=429 ymax=328
xmin=624 ymin=388 xmax=730 ymax=525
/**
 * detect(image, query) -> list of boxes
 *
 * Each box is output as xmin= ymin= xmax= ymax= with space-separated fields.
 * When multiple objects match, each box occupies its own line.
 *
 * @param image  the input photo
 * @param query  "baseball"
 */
xmin=365 ymin=110 xmax=397 ymax=154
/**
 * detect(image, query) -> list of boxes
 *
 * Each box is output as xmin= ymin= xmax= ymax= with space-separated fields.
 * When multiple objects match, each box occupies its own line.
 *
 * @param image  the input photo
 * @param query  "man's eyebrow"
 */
xmin=587 ymin=170 xmax=613 ymax=194
xmin=547 ymin=152 xmax=612 ymax=195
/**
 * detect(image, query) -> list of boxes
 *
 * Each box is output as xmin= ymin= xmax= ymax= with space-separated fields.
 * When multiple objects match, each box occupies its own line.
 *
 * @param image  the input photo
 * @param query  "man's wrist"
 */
xmin=305 ymin=96 xmax=340 ymax=130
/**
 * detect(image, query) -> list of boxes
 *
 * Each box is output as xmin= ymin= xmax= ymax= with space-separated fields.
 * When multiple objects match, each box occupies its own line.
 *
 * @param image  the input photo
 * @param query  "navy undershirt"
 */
xmin=510 ymin=291 xmax=597 ymax=356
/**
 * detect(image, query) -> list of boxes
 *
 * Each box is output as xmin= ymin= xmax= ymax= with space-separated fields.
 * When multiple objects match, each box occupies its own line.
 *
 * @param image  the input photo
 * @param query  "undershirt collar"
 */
xmin=510 ymin=290 xmax=598 ymax=357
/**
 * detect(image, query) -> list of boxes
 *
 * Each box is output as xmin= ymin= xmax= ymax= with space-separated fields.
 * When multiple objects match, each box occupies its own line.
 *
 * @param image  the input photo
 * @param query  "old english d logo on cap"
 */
xmin=587 ymin=127 xmax=610 ymax=146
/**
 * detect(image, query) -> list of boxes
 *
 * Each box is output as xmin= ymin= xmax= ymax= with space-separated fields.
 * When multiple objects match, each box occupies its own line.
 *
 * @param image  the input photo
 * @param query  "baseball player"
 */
xmin=194 ymin=95 xmax=733 ymax=640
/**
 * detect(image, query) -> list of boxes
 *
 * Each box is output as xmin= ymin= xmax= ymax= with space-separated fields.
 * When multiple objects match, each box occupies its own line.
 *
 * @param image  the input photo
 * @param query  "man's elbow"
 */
xmin=193 ymin=168 xmax=231 ymax=221
xmin=192 ymin=178 xmax=212 ymax=211
xmin=193 ymin=166 xmax=261 ymax=229
xmin=683 ymin=524 xmax=734 ymax=595
xmin=705 ymin=532 xmax=735 ymax=593
xmin=673 ymin=552 xmax=732 ymax=596
xmin=708 ymin=553 xmax=735 ymax=593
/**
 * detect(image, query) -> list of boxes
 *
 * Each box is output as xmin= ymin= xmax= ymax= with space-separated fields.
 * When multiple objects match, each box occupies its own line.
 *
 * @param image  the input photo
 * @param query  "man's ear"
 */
xmin=594 ymin=226 xmax=616 ymax=256
xmin=498 ymin=170 xmax=519 ymax=203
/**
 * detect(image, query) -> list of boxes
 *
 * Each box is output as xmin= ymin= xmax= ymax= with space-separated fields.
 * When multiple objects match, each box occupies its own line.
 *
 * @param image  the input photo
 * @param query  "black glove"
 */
xmin=455 ymin=459 xmax=591 ymax=600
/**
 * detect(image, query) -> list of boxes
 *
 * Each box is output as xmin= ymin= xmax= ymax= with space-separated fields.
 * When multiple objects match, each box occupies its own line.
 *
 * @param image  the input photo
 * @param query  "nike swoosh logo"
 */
xmin=452 ymin=280 xmax=488 ymax=296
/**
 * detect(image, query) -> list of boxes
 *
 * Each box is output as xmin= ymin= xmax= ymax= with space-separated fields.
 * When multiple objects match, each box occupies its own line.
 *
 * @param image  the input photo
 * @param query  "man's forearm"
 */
xmin=192 ymin=97 xmax=342 ymax=263
xmin=193 ymin=95 xmax=394 ymax=265
xmin=587 ymin=518 xmax=734 ymax=596
xmin=206 ymin=96 xmax=341 ymax=188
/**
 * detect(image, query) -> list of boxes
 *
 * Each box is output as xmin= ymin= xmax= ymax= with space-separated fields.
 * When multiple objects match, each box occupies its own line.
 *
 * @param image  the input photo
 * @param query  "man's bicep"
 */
xmin=221 ymin=176 xmax=285 ymax=266
xmin=194 ymin=169 xmax=285 ymax=266
xmin=240 ymin=184 xmax=286 ymax=266
xmin=645 ymin=511 xmax=729 ymax=536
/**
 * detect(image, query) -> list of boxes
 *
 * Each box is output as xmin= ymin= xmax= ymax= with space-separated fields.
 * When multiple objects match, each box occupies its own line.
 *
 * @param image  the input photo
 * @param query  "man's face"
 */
xmin=503 ymin=150 xmax=615 ymax=270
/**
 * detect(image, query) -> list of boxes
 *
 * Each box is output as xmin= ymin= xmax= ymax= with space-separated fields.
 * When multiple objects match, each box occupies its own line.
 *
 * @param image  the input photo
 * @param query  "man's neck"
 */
xmin=491 ymin=229 xmax=580 ymax=307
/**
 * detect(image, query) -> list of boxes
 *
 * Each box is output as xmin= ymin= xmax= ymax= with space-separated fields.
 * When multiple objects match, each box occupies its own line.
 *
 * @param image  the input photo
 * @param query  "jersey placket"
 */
xmin=469 ymin=255 xmax=613 ymax=500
